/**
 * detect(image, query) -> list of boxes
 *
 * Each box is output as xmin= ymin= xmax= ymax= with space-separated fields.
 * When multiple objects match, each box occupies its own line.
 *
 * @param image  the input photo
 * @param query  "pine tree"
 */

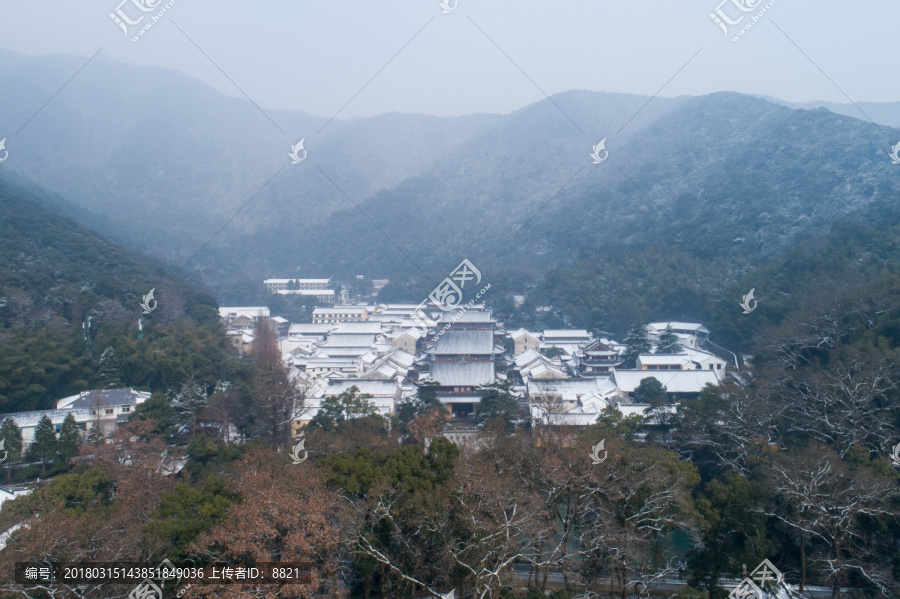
xmin=475 ymin=380 xmax=519 ymax=430
xmin=28 ymin=415 xmax=58 ymax=475
xmin=621 ymin=323 xmax=652 ymax=368
xmin=170 ymin=379 xmax=208 ymax=437
xmin=0 ymin=418 xmax=23 ymax=480
xmin=58 ymin=413 xmax=82 ymax=461
xmin=309 ymin=386 xmax=380 ymax=433
xmin=634 ymin=377 xmax=669 ymax=407
xmin=97 ymin=346 xmax=124 ymax=389
xmin=655 ymin=325 xmax=683 ymax=355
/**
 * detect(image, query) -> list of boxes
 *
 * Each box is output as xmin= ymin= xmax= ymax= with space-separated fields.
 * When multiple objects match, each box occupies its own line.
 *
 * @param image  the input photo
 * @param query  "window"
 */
xmin=122 ymin=406 xmax=130 ymax=413
xmin=105 ymin=408 xmax=114 ymax=415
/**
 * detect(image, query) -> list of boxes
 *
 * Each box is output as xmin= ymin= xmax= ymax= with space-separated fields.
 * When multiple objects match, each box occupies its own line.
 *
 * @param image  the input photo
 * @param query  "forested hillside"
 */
xmin=6 ymin=50 xmax=898 ymax=309
xmin=0 ymin=178 xmax=232 ymax=413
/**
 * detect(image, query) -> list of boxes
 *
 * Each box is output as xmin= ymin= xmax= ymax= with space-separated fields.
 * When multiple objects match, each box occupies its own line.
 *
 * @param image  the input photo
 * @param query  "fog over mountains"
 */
xmin=1 ymin=50 xmax=898 ymax=299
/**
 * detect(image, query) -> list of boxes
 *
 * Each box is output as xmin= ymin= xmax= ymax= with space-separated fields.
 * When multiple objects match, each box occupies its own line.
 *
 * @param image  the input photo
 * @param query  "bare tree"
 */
xmin=764 ymin=444 xmax=899 ymax=599
xmin=779 ymin=349 xmax=899 ymax=458
xmin=356 ymin=445 xmax=552 ymax=599
xmin=575 ymin=442 xmax=699 ymax=599
xmin=250 ymin=317 xmax=304 ymax=450
xmin=187 ymin=447 xmax=350 ymax=598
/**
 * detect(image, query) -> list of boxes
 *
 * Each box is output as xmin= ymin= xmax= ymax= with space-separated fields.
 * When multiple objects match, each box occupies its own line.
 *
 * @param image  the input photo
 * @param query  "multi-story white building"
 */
xmin=312 ymin=306 xmax=370 ymax=324
xmin=263 ymin=278 xmax=331 ymax=293
xmin=0 ymin=388 xmax=150 ymax=446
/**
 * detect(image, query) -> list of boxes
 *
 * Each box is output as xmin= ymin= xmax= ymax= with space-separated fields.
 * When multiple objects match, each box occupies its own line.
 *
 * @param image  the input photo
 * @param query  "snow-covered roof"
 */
xmin=0 ymin=408 xmax=93 ymax=429
xmin=319 ymin=379 xmax=401 ymax=399
xmin=528 ymin=378 xmax=605 ymax=402
xmin=57 ymin=388 xmax=151 ymax=410
xmin=611 ymin=369 xmax=721 ymax=393
xmin=321 ymin=334 xmax=377 ymax=348
xmin=277 ymin=289 xmax=335 ymax=296
xmin=289 ymin=323 xmax=335 ymax=335
xmin=433 ymin=331 xmax=494 ymax=355
xmin=218 ymin=307 xmax=270 ymax=319
xmin=264 ymin=278 xmax=330 ymax=285
xmin=331 ymin=322 xmax=384 ymax=335
xmin=646 ymin=322 xmax=709 ymax=334
xmin=313 ymin=306 xmax=368 ymax=315
xmin=514 ymin=348 xmax=544 ymax=368
xmin=438 ymin=310 xmax=493 ymax=324
xmin=542 ymin=329 xmax=592 ymax=339
xmin=318 ymin=347 xmax=373 ymax=358
xmin=431 ymin=361 xmax=495 ymax=386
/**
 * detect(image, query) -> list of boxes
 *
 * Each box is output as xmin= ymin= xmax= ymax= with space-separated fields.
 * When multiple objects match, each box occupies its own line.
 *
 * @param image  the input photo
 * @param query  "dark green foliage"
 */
xmin=28 ymin=414 xmax=57 ymax=475
xmin=130 ymin=391 xmax=178 ymax=438
xmin=146 ymin=476 xmax=238 ymax=556
xmin=396 ymin=380 xmax=442 ymax=426
xmin=594 ymin=407 xmax=644 ymax=441
xmin=634 ymin=377 xmax=668 ymax=407
xmin=44 ymin=467 xmax=116 ymax=512
xmin=184 ymin=433 xmax=249 ymax=482
xmin=690 ymin=477 xmax=775 ymax=591
xmin=57 ymin=412 xmax=81 ymax=460
xmin=308 ymin=386 xmax=384 ymax=432
xmin=96 ymin=346 xmax=123 ymax=389
xmin=0 ymin=417 xmax=23 ymax=479
xmin=621 ymin=322 xmax=652 ymax=368
xmin=320 ymin=436 xmax=458 ymax=497
xmin=655 ymin=325 xmax=683 ymax=354
xmin=475 ymin=380 xmax=519 ymax=429
xmin=0 ymin=181 xmax=234 ymax=413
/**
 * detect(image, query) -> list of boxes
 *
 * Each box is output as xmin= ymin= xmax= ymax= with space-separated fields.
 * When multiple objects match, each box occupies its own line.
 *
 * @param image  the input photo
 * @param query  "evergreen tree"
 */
xmin=131 ymin=391 xmax=179 ymax=438
xmin=655 ymin=325 xmax=683 ymax=354
xmin=397 ymin=380 xmax=443 ymax=425
xmin=170 ymin=380 xmax=208 ymax=438
xmin=58 ymin=413 xmax=82 ymax=461
xmin=475 ymin=380 xmax=519 ymax=430
xmin=29 ymin=415 xmax=58 ymax=475
xmin=634 ymin=377 xmax=669 ymax=407
xmin=621 ymin=322 xmax=653 ymax=368
xmin=96 ymin=346 xmax=123 ymax=389
xmin=309 ymin=386 xmax=381 ymax=432
xmin=0 ymin=418 xmax=23 ymax=480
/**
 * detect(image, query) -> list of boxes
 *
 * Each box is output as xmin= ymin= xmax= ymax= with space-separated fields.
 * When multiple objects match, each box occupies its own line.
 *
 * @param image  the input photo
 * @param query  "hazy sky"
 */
xmin=0 ymin=1 xmax=897 ymax=118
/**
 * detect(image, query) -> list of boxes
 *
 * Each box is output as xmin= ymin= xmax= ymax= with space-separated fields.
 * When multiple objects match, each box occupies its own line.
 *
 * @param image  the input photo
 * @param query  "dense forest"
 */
xmin=0 ymin=180 xmax=238 ymax=413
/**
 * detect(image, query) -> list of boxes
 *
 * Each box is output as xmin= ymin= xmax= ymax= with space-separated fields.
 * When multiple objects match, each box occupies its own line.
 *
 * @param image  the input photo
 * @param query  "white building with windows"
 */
xmin=0 ymin=388 xmax=150 ymax=446
xmin=645 ymin=322 xmax=710 ymax=350
xmin=312 ymin=306 xmax=370 ymax=324
xmin=636 ymin=348 xmax=727 ymax=373
xmin=264 ymin=278 xmax=331 ymax=293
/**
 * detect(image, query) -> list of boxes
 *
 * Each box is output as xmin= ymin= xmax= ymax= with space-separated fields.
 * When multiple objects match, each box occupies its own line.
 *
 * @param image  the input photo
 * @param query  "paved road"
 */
xmin=510 ymin=568 xmax=842 ymax=598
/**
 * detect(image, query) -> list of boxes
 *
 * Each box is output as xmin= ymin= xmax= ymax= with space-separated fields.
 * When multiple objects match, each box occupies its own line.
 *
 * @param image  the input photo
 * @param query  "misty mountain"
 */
xmin=2 ymin=50 xmax=899 ymax=299
xmin=759 ymin=95 xmax=900 ymax=128
xmin=0 ymin=49 xmax=501 ymax=266
xmin=0 ymin=176 xmax=227 ymax=412
xmin=0 ymin=176 xmax=216 ymax=331
xmin=295 ymin=93 xmax=899 ymax=280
